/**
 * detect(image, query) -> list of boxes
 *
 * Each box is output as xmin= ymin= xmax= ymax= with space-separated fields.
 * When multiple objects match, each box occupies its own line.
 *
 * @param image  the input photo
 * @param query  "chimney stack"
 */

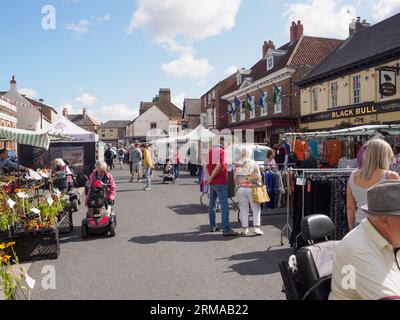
xmin=82 ymin=108 xmax=88 ymax=116
xmin=262 ymin=40 xmax=275 ymax=58
xmin=290 ymin=21 xmax=304 ymax=44
xmin=349 ymin=17 xmax=370 ymax=36
xmin=63 ymin=107 xmax=68 ymax=116
xmin=10 ymin=75 xmax=17 ymax=92
xmin=159 ymin=88 xmax=171 ymax=104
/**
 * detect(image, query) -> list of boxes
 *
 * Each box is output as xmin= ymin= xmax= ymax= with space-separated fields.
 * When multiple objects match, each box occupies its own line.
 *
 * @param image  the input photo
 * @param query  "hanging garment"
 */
xmin=294 ymin=140 xmax=309 ymax=161
xmin=357 ymin=144 xmax=367 ymax=169
xmin=326 ymin=139 xmax=343 ymax=167
xmin=308 ymin=140 xmax=319 ymax=159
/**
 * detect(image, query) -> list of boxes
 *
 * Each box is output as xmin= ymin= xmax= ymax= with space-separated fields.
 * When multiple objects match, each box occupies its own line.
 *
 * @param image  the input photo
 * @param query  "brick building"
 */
xmin=221 ymin=21 xmax=344 ymax=145
xmin=200 ymin=74 xmax=237 ymax=130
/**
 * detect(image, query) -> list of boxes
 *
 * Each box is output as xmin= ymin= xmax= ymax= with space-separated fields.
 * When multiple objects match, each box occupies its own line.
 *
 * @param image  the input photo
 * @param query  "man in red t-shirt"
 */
xmin=205 ymin=137 xmax=238 ymax=236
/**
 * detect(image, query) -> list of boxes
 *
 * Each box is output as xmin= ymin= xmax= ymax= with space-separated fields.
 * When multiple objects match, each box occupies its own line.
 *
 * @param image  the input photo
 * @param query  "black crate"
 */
xmin=57 ymin=209 xmax=74 ymax=235
xmin=13 ymin=228 xmax=60 ymax=263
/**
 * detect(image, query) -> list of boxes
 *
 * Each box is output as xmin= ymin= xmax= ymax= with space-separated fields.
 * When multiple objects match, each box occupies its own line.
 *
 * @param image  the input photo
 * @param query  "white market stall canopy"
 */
xmin=182 ymin=125 xmax=216 ymax=142
xmin=283 ymin=124 xmax=400 ymax=139
xmin=150 ymin=126 xmax=216 ymax=145
xmin=39 ymin=114 xmax=98 ymax=143
xmin=0 ymin=126 xmax=51 ymax=149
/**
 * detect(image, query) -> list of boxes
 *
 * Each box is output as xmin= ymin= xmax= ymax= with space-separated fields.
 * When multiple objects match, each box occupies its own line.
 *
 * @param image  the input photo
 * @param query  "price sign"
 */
xmin=47 ymin=196 xmax=54 ymax=206
xmin=17 ymin=192 xmax=29 ymax=199
xmin=31 ymin=208 xmax=41 ymax=215
xmin=296 ymin=178 xmax=305 ymax=186
xmin=7 ymin=198 xmax=16 ymax=209
xmin=53 ymin=188 xmax=61 ymax=197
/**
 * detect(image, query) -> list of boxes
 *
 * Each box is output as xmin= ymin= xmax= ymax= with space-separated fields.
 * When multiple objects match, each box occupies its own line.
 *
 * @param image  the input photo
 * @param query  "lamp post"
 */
xmin=38 ymin=98 xmax=44 ymax=130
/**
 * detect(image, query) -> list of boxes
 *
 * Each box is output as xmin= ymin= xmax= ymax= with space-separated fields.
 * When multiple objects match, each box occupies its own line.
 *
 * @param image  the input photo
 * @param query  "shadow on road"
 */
xmin=221 ymin=248 xmax=294 ymax=276
xmin=167 ymin=204 xmax=209 ymax=215
xmin=129 ymin=225 xmax=240 ymax=244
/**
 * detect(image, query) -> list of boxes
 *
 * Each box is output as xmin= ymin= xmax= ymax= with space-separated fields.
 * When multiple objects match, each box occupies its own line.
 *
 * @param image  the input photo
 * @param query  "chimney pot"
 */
xmin=262 ymin=40 xmax=275 ymax=59
xmin=290 ymin=20 xmax=304 ymax=44
xmin=83 ymin=108 xmax=88 ymax=115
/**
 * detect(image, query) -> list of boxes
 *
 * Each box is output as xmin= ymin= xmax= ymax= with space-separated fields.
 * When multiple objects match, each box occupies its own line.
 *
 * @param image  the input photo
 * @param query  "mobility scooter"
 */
xmin=81 ymin=179 xmax=117 ymax=239
xmin=279 ymin=214 xmax=340 ymax=300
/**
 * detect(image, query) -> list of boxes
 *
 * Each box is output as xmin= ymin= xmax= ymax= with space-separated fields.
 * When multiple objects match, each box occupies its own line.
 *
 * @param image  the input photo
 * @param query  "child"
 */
xmin=163 ymin=159 xmax=175 ymax=184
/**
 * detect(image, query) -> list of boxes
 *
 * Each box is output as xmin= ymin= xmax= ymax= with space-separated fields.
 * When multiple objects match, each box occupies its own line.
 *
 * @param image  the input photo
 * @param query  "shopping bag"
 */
xmin=252 ymin=185 xmax=270 ymax=204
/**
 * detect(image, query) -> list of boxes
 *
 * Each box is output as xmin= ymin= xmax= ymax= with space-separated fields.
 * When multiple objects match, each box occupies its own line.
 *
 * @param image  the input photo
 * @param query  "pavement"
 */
xmin=26 ymin=167 xmax=292 ymax=300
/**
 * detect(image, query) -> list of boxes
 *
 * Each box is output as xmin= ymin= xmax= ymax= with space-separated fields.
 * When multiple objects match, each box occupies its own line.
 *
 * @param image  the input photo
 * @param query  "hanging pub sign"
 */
xmin=379 ymin=68 xmax=397 ymax=97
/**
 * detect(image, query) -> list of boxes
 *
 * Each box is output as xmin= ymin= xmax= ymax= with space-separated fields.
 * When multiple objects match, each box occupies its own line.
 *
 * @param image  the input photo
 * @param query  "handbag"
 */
xmin=252 ymin=185 xmax=270 ymax=204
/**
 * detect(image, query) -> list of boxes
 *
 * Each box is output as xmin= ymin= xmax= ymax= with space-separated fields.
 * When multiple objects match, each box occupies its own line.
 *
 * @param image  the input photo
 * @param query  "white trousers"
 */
xmin=237 ymin=187 xmax=261 ymax=228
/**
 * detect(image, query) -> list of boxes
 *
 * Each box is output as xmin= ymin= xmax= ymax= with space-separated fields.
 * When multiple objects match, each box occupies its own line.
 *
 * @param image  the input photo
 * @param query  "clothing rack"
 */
xmin=268 ymin=168 xmax=354 ymax=251
xmin=290 ymin=168 xmax=354 ymax=218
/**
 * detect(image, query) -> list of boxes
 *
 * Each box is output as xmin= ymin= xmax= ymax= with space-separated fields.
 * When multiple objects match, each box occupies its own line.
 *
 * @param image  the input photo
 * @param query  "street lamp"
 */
xmin=38 ymin=98 xmax=44 ymax=130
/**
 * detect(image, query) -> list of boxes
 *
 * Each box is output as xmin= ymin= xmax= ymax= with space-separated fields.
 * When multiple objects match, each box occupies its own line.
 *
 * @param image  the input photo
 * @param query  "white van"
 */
xmin=225 ymin=144 xmax=272 ymax=169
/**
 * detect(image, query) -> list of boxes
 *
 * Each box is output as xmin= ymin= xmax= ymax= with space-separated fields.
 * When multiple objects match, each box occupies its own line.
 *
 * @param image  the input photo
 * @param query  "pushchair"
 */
xmin=162 ymin=164 xmax=175 ymax=184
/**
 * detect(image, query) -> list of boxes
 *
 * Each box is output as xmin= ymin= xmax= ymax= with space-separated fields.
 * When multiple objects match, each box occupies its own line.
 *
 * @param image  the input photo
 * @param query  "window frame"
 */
xmin=274 ymin=87 xmax=282 ymax=114
xmin=249 ymin=96 xmax=255 ymax=119
xmin=353 ymin=75 xmax=361 ymax=104
xmin=312 ymin=89 xmax=319 ymax=112
xmin=330 ymin=82 xmax=338 ymax=108
xmin=260 ymin=92 xmax=268 ymax=116
xmin=240 ymin=101 xmax=246 ymax=121
xmin=267 ymin=56 xmax=274 ymax=71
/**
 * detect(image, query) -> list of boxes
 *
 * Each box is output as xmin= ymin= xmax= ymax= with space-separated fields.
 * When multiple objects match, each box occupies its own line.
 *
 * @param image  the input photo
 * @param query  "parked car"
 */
xmin=225 ymin=143 xmax=272 ymax=169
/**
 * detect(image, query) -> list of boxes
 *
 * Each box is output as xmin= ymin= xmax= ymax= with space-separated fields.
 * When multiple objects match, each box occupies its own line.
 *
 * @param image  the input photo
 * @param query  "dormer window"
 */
xmin=267 ymin=56 xmax=274 ymax=70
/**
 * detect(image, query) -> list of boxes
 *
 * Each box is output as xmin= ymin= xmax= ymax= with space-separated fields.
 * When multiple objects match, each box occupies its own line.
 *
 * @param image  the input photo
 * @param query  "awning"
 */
xmin=283 ymin=124 xmax=400 ymax=138
xmin=226 ymin=118 xmax=298 ymax=130
xmin=0 ymin=126 xmax=51 ymax=149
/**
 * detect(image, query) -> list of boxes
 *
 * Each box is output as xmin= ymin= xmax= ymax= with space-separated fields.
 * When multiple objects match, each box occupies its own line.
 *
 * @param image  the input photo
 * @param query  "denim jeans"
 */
xmin=173 ymin=164 xmax=180 ymax=178
xmin=144 ymin=167 xmax=151 ymax=188
xmin=208 ymin=184 xmax=230 ymax=232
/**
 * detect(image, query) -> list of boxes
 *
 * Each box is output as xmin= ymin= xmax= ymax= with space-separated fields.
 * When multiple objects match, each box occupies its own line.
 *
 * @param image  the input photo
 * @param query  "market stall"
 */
xmin=19 ymin=114 xmax=100 ymax=175
xmin=282 ymin=124 xmax=400 ymax=169
xmin=0 ymin=126 xmax=74 ymax=262
xmin=278 ymin=124 xmax=400 ymax=248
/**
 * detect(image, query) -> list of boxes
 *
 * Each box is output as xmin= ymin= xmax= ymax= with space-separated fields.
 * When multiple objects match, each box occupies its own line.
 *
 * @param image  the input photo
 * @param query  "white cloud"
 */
xmin=372 ymin=0 xmax=400 ymax=21
xmin=66 ymin=20 xmax=92 ymax=36
xmin=18 ymin=88 xmax=38 ymax=99
xmin=128 ymin=0 xmax=241 ymax=42
xmin=172 ymin=93 xmax=186 ymax=109
xmin=128 ymin=0 xmax=241 ymax=81
xmin=95 ymin=104 xmax=137 ymax=121
xmin=66 ymin=14 xmax=111 ymax=36
xmin=75 ymin=93 xmax=96 ymax=107
xmin=161 ymin=53 xmax=215 ymax=81
xmin=286 ymin=0 xmax=356 ymax=39
xmin=225 ymin=66 xmax=238 ymax=75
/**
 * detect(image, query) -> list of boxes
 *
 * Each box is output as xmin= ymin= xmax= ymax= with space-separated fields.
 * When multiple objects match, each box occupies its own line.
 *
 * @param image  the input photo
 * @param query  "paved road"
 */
xmin=28 ymin=168 xmax=292 ymax=300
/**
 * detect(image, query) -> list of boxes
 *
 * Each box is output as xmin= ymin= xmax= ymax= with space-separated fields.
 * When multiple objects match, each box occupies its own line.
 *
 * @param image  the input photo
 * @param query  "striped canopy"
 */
xmin=0 ymin=126 xmax=51 ymax=150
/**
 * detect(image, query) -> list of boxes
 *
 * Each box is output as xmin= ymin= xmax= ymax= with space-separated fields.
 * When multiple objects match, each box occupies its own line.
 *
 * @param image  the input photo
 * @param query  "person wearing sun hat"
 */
xmin=330 ymin=180 xmax=400 ymax=300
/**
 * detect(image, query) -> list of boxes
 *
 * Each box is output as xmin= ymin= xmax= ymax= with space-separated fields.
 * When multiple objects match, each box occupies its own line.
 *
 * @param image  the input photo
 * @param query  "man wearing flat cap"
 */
xmin=330 ymin=180 xmax=400 ymax=300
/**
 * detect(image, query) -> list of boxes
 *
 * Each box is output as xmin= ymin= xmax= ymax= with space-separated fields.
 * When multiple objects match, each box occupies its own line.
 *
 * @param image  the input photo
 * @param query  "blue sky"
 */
xmin=0 ymin=0 xmax=399 ymax=121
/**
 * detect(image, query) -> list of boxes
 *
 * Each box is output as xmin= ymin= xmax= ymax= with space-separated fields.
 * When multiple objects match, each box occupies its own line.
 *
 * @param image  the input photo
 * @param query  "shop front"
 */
xmin=301 ymin=99 xmax=400 ymax=131
xmin=226 ymin=118 xmax=297 ymax=145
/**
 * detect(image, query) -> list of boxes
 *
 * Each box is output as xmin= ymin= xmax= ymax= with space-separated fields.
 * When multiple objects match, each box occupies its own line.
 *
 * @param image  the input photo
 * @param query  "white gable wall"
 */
xmin=133 ymin=106 xmax=169 ymax=138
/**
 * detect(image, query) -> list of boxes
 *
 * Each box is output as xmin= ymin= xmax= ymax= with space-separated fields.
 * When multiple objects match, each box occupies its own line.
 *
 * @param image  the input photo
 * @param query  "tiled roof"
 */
xmin=67 ymin=114 xmax=101 ymax=127
xmin=100 ymin=120 xmax=131 ymax=128
xmin=225 ymin=36 xmax=343 ymax=94
xmin=139 ymin=101 xmax=182 ymax=119
xmin=298 ymin=13 xmax=400 ymax=85
xmin=289 ymin=36 xmax=344 ymax=67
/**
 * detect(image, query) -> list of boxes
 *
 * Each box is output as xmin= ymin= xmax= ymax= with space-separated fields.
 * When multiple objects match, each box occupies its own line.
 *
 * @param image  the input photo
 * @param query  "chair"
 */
xmin=279 ymin=214 xmax=340 ymax=300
